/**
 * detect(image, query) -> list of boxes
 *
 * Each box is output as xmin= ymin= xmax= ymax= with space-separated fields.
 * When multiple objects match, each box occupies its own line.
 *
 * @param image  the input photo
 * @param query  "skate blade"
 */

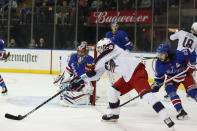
xmin=59 ymin=101 xmax=76 ymax=107
xmin=101 ymin=119 xmax=118 ymax=122
xmin=177 ymin=115 xmax=189 ymax=120
xmin=1 ymin=92 xmax=8 ymax=96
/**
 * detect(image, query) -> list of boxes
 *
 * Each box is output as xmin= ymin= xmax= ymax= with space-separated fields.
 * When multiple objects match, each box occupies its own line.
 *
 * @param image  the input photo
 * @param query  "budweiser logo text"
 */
xmin=90 ymin=10 xmax=152 ymax=24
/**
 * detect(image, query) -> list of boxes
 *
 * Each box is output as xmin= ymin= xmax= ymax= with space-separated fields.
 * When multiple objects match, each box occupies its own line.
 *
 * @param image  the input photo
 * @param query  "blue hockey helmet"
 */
xmin=156 ymin=43 xmax=170 ymax=53
xmin=111 ymin=21 xmax=119 ymax=26
xmin=0 ymin=38 xmax=5 ymax=50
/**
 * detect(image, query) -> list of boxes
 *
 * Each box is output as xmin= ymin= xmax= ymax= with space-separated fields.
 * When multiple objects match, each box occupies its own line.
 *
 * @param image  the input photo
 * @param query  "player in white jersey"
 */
xmin=170 ymin=22 xmax=197 ymax=51
xmin=71 ymin=38 xmax=175 ymax=128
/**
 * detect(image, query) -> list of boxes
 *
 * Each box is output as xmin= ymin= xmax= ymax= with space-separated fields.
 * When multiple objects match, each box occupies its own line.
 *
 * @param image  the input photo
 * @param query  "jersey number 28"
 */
xmin=182 ymin=37 xmax=193 ymax=48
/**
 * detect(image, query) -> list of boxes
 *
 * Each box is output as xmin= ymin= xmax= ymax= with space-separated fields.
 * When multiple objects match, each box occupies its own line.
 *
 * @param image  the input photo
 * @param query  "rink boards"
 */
xmin=0 ymin=48 xmax=196 ymax=90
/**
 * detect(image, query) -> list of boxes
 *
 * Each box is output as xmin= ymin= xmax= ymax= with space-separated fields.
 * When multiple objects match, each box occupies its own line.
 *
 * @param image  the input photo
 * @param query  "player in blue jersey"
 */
xmin=105 ymin=21 xmax=133 ymax=51
xmin=54 ymin=41 xmax=94 ymax=106
xmin=0 ymin=38 xmax=8 ymax=95
xmin=151 ymin=43 xmax=197 ymax=120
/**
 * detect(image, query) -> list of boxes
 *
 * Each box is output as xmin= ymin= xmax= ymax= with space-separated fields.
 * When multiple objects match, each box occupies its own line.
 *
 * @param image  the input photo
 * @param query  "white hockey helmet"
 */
xmin=96 ymin=38 xmax=112 ymax=53
xmin=191 ymin=22 xmax=197 ymax=33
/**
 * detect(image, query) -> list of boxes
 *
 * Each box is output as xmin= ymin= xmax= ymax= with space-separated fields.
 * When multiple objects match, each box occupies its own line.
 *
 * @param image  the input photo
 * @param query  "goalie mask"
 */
xmin=77 ymin=41 xmax=87 ymax=63
xmin=96 ymin=38 xmax=112 ymax=53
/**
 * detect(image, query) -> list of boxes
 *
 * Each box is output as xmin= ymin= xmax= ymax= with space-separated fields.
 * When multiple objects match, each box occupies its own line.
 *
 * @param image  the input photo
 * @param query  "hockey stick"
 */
xmin=59 ymin=56 xmax=62 ymax=74
xmin=135 ymin=56 xmax=157 ymax=60
xmin=53 ymin=56 xmax=64 ymax=84
xmin=119 ymin=68 xmax=189 ymax=107
xmin=5 ymin=76 xmax=86 ymax=121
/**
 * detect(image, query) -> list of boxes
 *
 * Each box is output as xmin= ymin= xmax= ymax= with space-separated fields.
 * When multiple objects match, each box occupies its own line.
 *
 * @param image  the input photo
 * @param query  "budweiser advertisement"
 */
xmin=90 ymin=10 xmax=152 ymax=24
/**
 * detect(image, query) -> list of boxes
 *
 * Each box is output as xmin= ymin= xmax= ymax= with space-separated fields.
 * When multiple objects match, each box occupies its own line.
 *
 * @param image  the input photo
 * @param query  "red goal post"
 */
xmin=87 ymin=44 xmax=97 ymax=105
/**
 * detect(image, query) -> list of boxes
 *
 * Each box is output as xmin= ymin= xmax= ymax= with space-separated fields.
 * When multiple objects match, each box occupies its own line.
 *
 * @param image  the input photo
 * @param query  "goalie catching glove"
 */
xmin=151 ymin=82 xmax=163 ymax=93
xmin=85 ymin=63 xmax=96 ymax=77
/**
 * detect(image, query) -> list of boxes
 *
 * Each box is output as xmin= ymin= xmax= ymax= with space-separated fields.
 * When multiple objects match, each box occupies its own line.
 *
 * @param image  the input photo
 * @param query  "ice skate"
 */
xmin=176 ymin=109 xmax=188 ymax=120
xmin=102 ymin=114 xmax=119 ymax=122
xmin=1 ymin=86 xmax=8 ymax=95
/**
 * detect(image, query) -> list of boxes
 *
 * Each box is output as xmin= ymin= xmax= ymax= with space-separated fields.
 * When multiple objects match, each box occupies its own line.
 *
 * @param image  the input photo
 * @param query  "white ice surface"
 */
xmin=0 ymin=73 xmax=197 ymax=131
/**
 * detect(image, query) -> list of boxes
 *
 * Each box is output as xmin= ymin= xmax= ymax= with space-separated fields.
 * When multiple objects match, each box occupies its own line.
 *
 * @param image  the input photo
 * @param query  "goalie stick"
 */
xmin=53 ymin=56 xmax=65 ymax=84
xmin=4 ymin=76 xmax=86 ymax=121
xmin=119 ymin=68 xmax=189 ymax=107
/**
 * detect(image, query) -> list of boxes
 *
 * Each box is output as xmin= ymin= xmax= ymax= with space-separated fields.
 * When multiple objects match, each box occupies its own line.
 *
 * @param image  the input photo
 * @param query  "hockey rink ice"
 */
xmin=0 ymin=73 xmax=197 ymax=131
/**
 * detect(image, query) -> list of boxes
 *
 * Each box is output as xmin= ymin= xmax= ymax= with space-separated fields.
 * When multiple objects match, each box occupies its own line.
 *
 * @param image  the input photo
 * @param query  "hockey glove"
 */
xmin=69 ymin=76 xmax=85 ymax=91
xmin=85 ymin=63 xmax=96 ymax=77
xmin=187 ymin=67 xmax=195 ymax=74
xmin=151 ymin=82 xmax=163 ymax=93
xmin=187 ymin=62 xmax=196 ymax=74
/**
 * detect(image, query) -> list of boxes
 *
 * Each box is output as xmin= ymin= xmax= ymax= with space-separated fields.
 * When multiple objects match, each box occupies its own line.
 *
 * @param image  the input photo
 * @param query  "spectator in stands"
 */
xmin=170 ymin=0 xmax=179 ymax=8
xmin=20 ymin=3 xmax=31 ymax=24
xmin=136 ymin=28 xmax=151 ymax=52
xmin=68 ymin=0 xmax=76 ymax=24
xmin=29 ymin=39 xmax=38 ymax=48
xmin=38 ymin=37 xmax=46 ymax=48
xmin=119 ymin=0 xmax=132 ymax=10
xmin=0 ymin=0 xmax=8 ymax=8
xmin=48 ymin=0 xmax=55 ymax=6
xmin=108 ymin=0 xmax=116 ymax=10
xmin=55 ymin=0 xmax=72 ymax=25
xmin=35 ymin=0 xmax=43 ymax=6
xmin=138 ymin=0 xmax=151 ymax=9
xmin=38 ymin=1 xmax=50 ymax=23
xmin=90 ymin=0 xmax=103 ymax=11
xmin=154 ymin=0 xmax=166 ymax=15
xmin=68 ymin=0 xmax=76 ymax=8
xmin=57 ymin=0 xmax=63 ymax=6
xmin=79 ymin=0 xmax=89 ymax=25
xmin=11 ymin=0 xmax=17 ymax=14
xmin=7 ymin=38 xmax=16 ymax=48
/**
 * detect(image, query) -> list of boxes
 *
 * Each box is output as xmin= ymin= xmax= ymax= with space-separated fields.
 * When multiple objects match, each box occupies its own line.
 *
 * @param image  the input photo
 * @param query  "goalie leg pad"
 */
xmin=60 ymin=91 xmax=90 ymax=106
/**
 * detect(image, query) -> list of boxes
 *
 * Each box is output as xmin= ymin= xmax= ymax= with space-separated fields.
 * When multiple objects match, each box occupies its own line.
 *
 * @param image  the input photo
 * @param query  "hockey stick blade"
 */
xmin=5 ymin=113 xmax=24 ymax=120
